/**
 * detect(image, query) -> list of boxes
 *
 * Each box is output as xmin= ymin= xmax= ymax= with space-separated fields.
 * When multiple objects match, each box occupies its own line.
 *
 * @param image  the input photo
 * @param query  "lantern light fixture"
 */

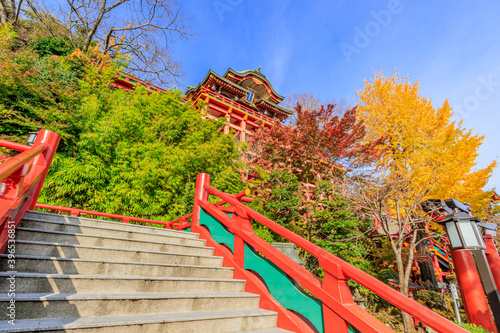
xmin=438 ymin=211 xmax=485 ymax=250
xmin=27 ymin=127 xmax=41 ymax=146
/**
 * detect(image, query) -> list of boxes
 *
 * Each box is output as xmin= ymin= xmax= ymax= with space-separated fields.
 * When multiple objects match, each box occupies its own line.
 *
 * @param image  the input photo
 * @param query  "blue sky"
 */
xmin=173 ymin=1 xmax=500 ymax=191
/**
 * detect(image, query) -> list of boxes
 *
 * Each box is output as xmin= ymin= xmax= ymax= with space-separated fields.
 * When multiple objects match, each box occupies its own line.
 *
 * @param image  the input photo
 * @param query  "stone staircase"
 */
xmin=0 ymin=211 xmax=291 ymax=332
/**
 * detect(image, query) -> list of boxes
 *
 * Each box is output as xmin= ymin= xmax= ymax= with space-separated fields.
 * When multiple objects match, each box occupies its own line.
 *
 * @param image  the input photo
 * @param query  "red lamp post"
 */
xmin=438 ymin=210 xmax=500 ymax=333
xmin=482 ymin=224 xmax=500 ymax=296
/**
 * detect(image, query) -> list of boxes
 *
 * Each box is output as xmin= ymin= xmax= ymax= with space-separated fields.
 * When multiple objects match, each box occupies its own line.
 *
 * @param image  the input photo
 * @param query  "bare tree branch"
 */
xmin=58 ymin=0 xmax=192 ymax=86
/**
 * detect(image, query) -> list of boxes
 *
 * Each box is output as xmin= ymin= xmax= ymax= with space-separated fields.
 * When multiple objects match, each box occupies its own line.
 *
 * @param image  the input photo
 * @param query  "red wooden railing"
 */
xmin=0 ymin=130 xmax=60 ymax=253
xmin=33 ymin=203 xmax=193 ymax=230
xmin=33 ymin=191 xmax=252 ymax=231
xmin=190 ymin=173 xmax=468 ymax=333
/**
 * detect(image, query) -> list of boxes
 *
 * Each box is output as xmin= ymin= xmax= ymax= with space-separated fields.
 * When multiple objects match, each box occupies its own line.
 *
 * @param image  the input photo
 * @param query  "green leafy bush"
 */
xmin=30 ymin=36 xmax=74 ymax=57
xmin=40 ymin=86 xmax=243 ymax=221
xmin=460 ymin=322 xmax=493 ymax=333
xmin=378 ymin=269 xmax=398 ymax=284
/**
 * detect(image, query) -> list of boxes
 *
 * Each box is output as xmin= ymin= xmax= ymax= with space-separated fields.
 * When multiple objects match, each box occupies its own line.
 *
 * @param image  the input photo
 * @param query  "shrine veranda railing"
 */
xmin=0 ymin=130 xmax=60 ymax=253
xmin=187 ymin=173 xmax=468 ymax=333
xmin=0 ymin=132 xmax=468 ymax=333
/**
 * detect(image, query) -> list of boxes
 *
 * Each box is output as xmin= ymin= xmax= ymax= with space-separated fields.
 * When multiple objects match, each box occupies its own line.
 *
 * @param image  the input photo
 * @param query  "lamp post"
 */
xmin=479 ymin=223 xmax=500 ymax=300
xmin=26 ymin=127 xmax=41 ymax=146
xmin=438 ymin=210 xmax=500 ymax=333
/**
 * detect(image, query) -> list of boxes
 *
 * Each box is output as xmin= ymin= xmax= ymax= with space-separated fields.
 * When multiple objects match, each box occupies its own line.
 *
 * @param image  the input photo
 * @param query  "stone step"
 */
xmin=238 ymin=329 xmax=295 ymax=333
xmin=20 ymin=219 xmax=204 ymax=246
xmin=15 ymin=228 xmax=213 ymax=256
xmin=0 ymin=309 xmax=278 ymax=332
xmin=0 ymin=273 xmax=246 ymax=294
xmin=0 ymin=292 xmax=259 ymax=320
xmin=25 ymin=211 xmax=197 ymax=239
xmin=11 ymin=240 xmax=223 ymax=266
xmin=0 ymin=255 xmax=233 ymax=278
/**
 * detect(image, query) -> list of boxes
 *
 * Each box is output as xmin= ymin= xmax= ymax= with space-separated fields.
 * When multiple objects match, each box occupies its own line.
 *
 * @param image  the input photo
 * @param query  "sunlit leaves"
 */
xmin=357 ymin=72 xmax=497 ymax=215
xmin=40 ymin=87 xmax=243 ymax=221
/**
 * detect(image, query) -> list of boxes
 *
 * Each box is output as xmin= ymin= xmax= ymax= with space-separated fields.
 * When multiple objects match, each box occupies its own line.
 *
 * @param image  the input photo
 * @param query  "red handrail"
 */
xmin=202 ymin=182 xmax=468 ymax=333
xmin=34 ymin=191 xmax=253 ymax=230
xmin=34 ymin=203 xmax=192 ymax=229
xmin=0 ymin=144 xmax=46 ymax=183
xmin=0 ymin=140 xmax=31 ymax=152
xmin=0 ymin=130 xmax=60 ymax=253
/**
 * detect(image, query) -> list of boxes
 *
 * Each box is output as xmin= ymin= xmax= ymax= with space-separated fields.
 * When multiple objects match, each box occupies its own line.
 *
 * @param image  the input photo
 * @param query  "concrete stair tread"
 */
xmin=237 ymin=329 xmax=295 ymax=333
xmin=2 ymin=212 xmax=285 ymax=331
xmin=13 ymin=239 xmax=219 ymax=259
xmin=21 ymin=218 xmax=202 ymax=244
xmin=25 ymin=211 xmax=198 ymax=238
xmin=15 ymin=227 xmax=210 ymax=251
xmin=0 ymin=309 xmax=277 ymax=332
xmin=0 ymin=272 xmax=243 ymax=283
xmin=0 ymin=291 xmax=258 ymax=301
xmin=0 ymin=254 xmax=233 ymax=271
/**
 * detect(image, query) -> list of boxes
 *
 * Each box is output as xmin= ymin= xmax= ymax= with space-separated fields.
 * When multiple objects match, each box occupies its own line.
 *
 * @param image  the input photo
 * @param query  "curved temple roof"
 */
xmin=185 ymin=68 xmax=292 ymax=116
xmin=223 ymin=68 xmax=285 ymax=103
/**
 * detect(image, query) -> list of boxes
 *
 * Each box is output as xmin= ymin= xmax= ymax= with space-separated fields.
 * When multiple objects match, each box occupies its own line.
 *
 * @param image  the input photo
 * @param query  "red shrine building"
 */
xmin=112 ymin=68 xmax=294 ymax=141
xmin=184 ymin=67 xmax=294 ymax=141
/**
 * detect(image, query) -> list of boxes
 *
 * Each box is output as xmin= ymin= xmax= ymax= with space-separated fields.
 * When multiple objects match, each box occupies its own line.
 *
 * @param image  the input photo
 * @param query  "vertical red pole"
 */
xmin=319 ymin=258 xmax=352 ymax=333
xmin=232 ymin=206 xmax=253 ymax=268
xmin=451 ymin=249 xmax=498 ymax=333
xmin=484 ymin=234 xmax=500 ymax=292
xmin=432 ymin=254 xmax=444 ymax=283
xmin=27 ymin=130 xmax=61 ymax=210
xmin=191 ymin=173 xmax=210 ymax=234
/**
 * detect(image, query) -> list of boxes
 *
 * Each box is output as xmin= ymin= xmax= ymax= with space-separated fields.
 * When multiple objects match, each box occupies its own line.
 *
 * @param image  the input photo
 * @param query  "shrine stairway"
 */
xmin=0 ymin=210 xmax=291 ymax=332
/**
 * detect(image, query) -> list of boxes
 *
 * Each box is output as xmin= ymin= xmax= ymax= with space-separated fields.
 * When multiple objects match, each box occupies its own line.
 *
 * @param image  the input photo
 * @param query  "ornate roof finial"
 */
xmin=256 ymin=66 xmax=262 ymax=72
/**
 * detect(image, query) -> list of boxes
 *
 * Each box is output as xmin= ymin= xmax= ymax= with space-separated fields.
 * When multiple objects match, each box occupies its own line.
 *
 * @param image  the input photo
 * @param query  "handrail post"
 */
xmin=319 ymin=257 xmax=353 ymax=333
xmin=27 ymin=130 xmax=60 ymax=210
xmin=192 ymin=173 xmax=210 ymax=233
xmin=232 ymin=205 xmax=252 ymax=268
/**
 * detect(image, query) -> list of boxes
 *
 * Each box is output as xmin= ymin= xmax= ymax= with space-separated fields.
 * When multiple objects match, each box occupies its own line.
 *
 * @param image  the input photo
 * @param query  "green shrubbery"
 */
xmin=30 ymin=36 xmax=74 ymax=57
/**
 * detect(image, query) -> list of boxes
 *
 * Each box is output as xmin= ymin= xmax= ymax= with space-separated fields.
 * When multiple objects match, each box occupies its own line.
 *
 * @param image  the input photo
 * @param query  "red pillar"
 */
xmin=451 ymin=249 xmax=497 ymax=333
xmin=484 ymin=234 xmax=500 ymax=292
xmin=27 ymin=130 xmax=60 ymax=210
xmin=432 ymin=254 xmax=444 ymax=283
xmin=191 ymin=173 xmax=210 ymax=234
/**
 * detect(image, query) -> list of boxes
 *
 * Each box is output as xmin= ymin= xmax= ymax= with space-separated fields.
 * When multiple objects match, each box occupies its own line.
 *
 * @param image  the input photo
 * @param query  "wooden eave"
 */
xmin=186 ymin=70 xmax=249 ymax=99
xmin=255 ymin=99 xmax=293 ymax=116
xmin=223 ymin=68 xmax=285 ymax=104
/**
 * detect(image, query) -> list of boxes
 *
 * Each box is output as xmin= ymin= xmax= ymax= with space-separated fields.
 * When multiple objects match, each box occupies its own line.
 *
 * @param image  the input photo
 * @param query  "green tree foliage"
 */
xmin=40 ymin=86 xmax=243 ymax=221
xmin=30 ymin=36 xmax=74 ymax=57
xmin=460 ymin=323 xmax=494 ymax=333
xmin=377 ymin=268 xmax=399 ymax=284
xmin=0 ymin=24 xmax=81 ymax=148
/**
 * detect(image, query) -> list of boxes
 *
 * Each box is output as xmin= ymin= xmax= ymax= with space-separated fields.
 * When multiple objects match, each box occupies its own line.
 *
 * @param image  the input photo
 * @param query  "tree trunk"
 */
xmin=396 ymin=248 xmax=414 ymax=333
xmin=416 ymin=228 xmax=439 ymax=291
xmin=0 ymin=0 xmax=14 ymax=24
xmin=402 ymin=311 xmax=414 ymax=333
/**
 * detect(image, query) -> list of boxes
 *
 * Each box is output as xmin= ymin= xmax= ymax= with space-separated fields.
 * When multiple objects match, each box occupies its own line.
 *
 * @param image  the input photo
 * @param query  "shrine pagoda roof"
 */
xmin=223 ymin=68 xmax=285 ymax=102
xmin=185 ymin=69 xmax=245 ymax=97
xmin=185 ymin=67 xmax=292 ymax=115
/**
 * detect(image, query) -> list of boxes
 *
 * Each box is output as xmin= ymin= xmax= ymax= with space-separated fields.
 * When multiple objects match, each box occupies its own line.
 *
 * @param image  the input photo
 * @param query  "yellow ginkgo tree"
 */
xmin=351 ymin=71 xmax=497 ymax=333
xmin=357 ymin=71 xmax=496 ymax=215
